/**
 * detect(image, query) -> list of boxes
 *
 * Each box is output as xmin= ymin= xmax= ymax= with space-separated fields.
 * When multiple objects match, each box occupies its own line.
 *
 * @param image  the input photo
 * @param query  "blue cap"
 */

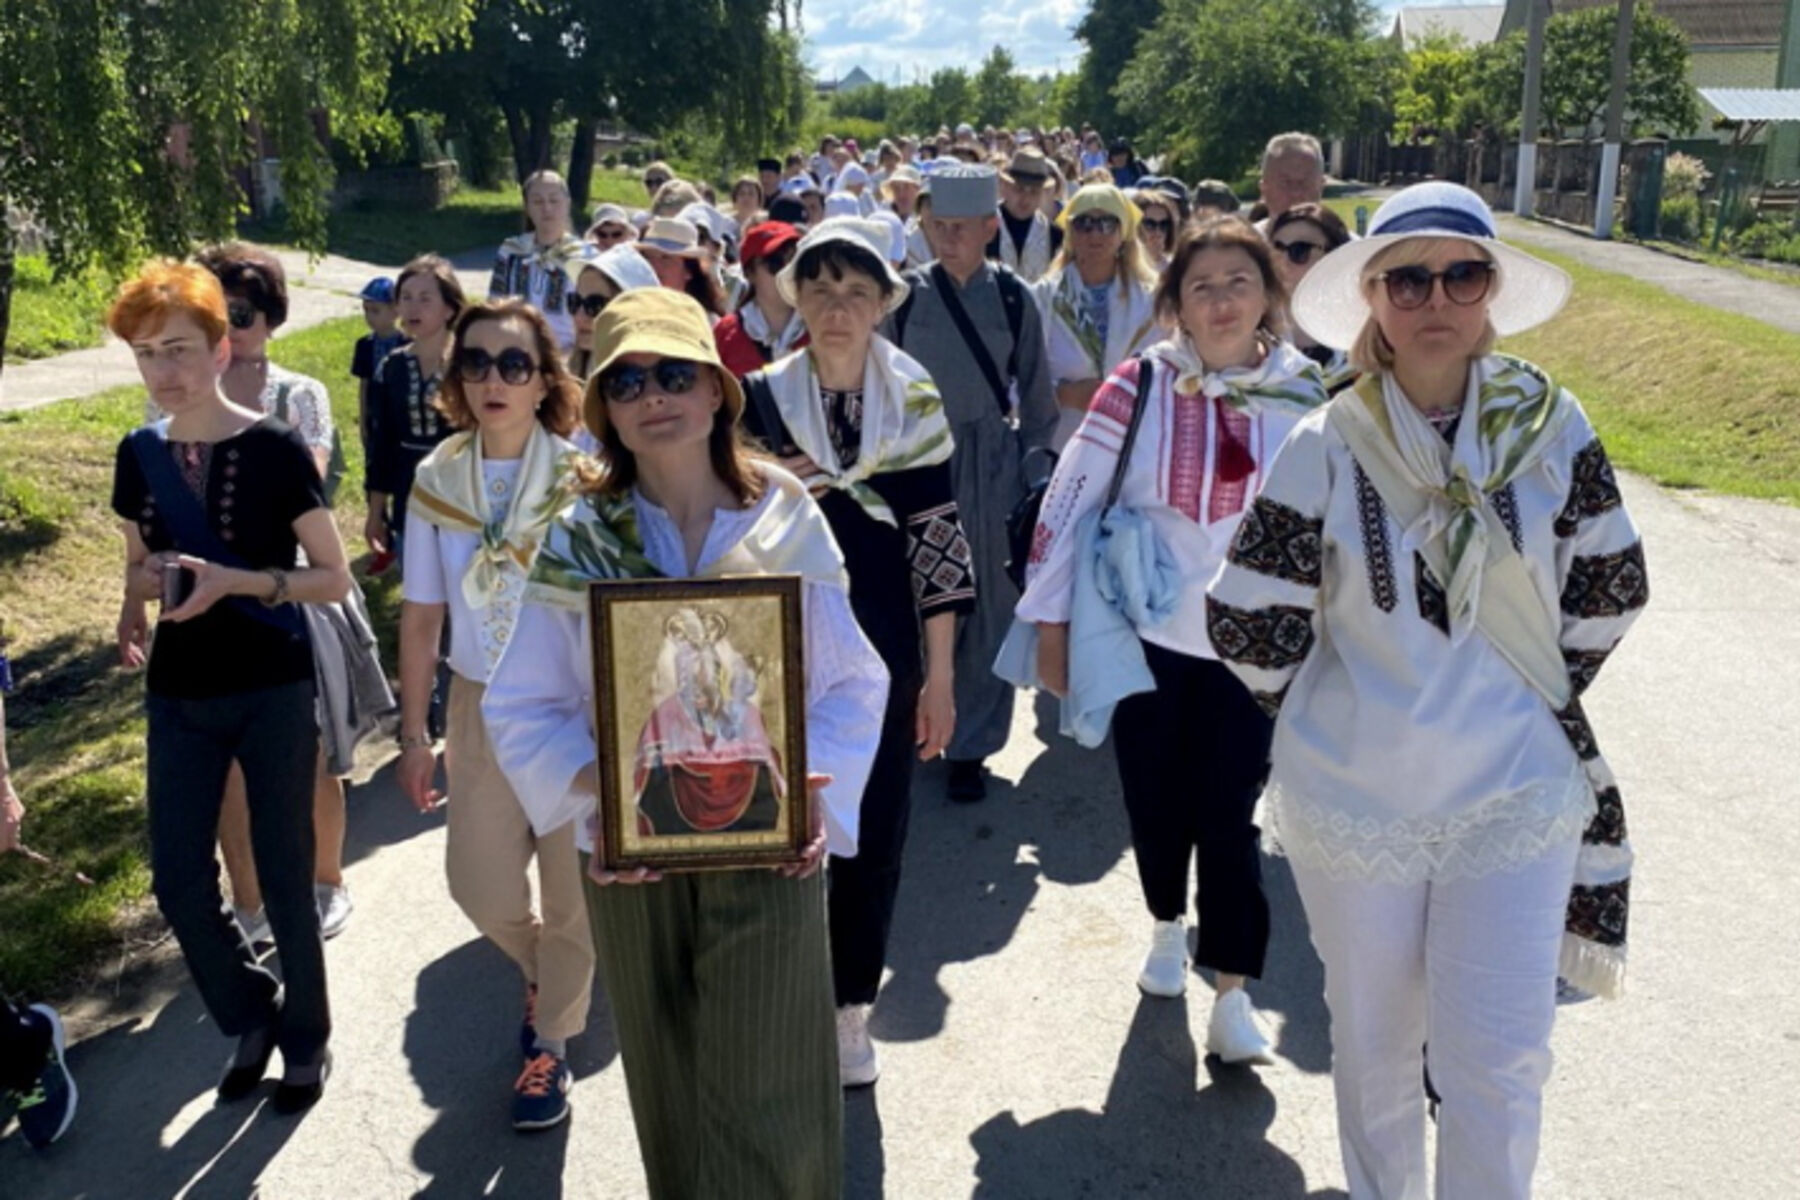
xmin=359 ymin=277 xmax=396 ymax=304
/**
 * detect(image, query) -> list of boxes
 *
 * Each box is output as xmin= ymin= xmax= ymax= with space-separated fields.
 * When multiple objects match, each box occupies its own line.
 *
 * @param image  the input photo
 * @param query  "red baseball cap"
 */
xmin=740 ymin=221 xmax=801 ymax=267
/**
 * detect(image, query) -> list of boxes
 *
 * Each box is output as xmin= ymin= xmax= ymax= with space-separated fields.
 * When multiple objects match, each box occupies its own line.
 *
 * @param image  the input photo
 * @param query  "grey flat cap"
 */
xmin=929 ymin=165 xmax=999 ymax=219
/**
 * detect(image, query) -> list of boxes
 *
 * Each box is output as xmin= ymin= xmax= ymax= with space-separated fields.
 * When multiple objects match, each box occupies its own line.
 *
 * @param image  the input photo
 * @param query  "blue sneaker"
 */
xmin=15 ymin=1005 xmax=77 ymax=1148
xmin=510 ymin=1050 xmax=570 ymax=1131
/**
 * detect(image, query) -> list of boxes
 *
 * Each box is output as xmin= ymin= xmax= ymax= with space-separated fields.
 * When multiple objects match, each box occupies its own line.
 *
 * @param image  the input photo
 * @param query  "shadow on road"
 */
xmin=0 ymin=988 xmax=306 ymax=1197
xmin=403 ymin=938 xmax=621 ymax=1197
xmin=342 ymin=756 xmax=446 ymax=873
xmin=968 ymin=996 xmax=1346 ymax=1199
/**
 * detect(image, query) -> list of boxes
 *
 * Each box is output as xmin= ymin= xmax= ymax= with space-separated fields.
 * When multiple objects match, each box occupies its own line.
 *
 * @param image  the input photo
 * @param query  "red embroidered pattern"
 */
xmin=1089 ymin=359 xmax=1139 ymax=428
xmin=1167 ymin=390 xmax=1205 ymax=522
xmin=1207 ymin=398 xmax=1255 ymax=524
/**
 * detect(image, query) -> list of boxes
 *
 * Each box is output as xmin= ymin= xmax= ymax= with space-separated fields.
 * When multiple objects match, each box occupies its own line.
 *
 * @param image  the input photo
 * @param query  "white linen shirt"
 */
xmin=401 ymin=458 xmax=525 ymax=683
xmin=480 ymin=484 xmax=890 ymax=856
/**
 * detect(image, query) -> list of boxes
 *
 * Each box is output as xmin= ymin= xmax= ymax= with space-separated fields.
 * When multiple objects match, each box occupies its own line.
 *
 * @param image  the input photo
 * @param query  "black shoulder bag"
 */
xmin=1003 ymin=358 xmax=1154 ymax=592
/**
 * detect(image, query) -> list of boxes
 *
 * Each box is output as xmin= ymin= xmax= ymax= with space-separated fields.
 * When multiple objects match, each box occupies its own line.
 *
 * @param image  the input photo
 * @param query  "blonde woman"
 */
xmin=1032 ymin=184 xmax=1161 ymax=450
xmin=1208 ymin=182 xmax=1647 ymax=1198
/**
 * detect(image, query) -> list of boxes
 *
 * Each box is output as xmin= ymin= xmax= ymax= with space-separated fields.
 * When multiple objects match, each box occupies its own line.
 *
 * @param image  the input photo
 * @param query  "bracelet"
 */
xmin=397 ymin=733 xmax=433 ymax=751
xmin=262 ymin=568 xmax=290 ymax=607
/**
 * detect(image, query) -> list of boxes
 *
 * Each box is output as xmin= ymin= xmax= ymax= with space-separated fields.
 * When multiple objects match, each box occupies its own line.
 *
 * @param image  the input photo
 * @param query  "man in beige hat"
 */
xmin=989 ymin=146 xmax=1061 ymax=283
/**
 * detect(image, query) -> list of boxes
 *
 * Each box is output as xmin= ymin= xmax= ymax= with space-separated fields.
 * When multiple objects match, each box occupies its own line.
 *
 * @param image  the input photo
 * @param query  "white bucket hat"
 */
xmin=1291 ymin=181 xmax=1572 ymax=351
xmin=776 ymin=216 xmax=911 ymax=313
xmin=639 ymin=216 xmax=705 ymax=258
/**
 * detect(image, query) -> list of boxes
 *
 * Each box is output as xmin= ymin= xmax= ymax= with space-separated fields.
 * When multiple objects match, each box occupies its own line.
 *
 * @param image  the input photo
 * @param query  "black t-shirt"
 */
xmin=111 ymin=420 xmax=325 ymax=699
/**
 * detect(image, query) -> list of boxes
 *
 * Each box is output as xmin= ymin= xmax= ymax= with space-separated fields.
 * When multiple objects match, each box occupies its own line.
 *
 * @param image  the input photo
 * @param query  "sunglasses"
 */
xmin=456 ymin=346 xmax=541 ymax=386
xmin=1070 ymin=214 xmax=1121 ymax=235
xmin=1272 ymin=239 xmax=1328 ymax=267
xmin=1141 ymin=218 xmax=1174 ymax=236
xmin=226 ymin=300 xmax=258 ymax=330
xmin=597 ymin=358 xmax=701 ymax=404
xmin=566 ymin=292 xmax=611 ymax=318
xmin=1376 ymin=260 xmax=1495 ymax=311
xmin=644 ymin=175 xmax=671 ymax=190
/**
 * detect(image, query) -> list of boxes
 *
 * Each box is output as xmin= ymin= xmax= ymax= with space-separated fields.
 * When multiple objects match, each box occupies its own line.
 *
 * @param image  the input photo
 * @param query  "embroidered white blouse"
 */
xmin=402 ymin=457 xmax=529 ymax=682
xmin=145 ymin=364 xmax=333 ymax=460
xmin=480 ymin=484 xmax=891 ymax=854
xmin=1015 ymin=352 xmax=1316 ymax=659
xmin=1205 ymin=384 xmax=1648 ymax=884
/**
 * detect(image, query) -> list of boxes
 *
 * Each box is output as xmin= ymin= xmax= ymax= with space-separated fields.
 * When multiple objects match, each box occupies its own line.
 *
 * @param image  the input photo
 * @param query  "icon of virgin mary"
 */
xmin=631 ymin=606 xmax=784 ymax=836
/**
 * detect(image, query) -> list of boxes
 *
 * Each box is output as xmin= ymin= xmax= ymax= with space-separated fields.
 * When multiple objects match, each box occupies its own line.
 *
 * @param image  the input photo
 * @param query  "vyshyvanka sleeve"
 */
xmin=1204 ymin=410 xmax=1331 ymax=717
xmin=1013 ymin=356 xmax=1143 ymax=625
xmin=1551 ymin=399 xmax=1649 ymax=697
xmin=801 ymin=580 xmax=891 ymax=858
xmin=480 ymin=600 xmax=599 ymax=838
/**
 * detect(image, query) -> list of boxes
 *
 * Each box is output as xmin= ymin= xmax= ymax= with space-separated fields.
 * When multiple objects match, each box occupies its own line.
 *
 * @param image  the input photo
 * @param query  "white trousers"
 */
xmin=1293 ymin=837 xmax=1580 ymax=1200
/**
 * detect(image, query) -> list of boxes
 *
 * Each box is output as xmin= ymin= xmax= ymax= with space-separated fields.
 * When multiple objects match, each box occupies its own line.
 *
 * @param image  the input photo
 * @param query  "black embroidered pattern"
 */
xmin=1563 ymin=646 xmax=1613 ymax=698
xmin=1561 ymin=542 xmax=1649 ymax=619
xmin=1566 ymin=878 xmax=1629 ymax=947
xmin=1415 ymin=552 xmax=1449 ymax=635
xmin=1491 ymin=483 xmax=1524 ymax=553
xmin=1553 ymin=696 xmax=1599 ymax=761
xmin=1205 ymin=597 xmax=1315 ymax=671
xmin=1588 ymin=785 xmax=1628 ymax=845
xmin=1554 ymin=437 xmax=1623 ymax=537
xmin=906 ymin=501 xmax=975 ymax=611
xmin=1353 ymin=463 xmax=1397 ymax=612
xmin=1229 ymin=497 xmax=1323 ymax=588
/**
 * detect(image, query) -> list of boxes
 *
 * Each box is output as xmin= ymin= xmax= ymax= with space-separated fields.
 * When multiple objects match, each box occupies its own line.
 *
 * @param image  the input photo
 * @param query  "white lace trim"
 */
xmin=1265 ymin=768 xmax=1595 ymax=885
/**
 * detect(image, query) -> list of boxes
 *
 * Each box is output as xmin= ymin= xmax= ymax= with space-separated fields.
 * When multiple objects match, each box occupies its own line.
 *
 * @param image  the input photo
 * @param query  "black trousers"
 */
xmin=145 ymin=680 xmax=331 ymax=1062
xmin=827 ymin=665 xmax=921 ymax=1007
xmin=1112 ymin=641 xmax=1273 ymax=979
xmin=0 ymin=998 xmax=50 ymax=1093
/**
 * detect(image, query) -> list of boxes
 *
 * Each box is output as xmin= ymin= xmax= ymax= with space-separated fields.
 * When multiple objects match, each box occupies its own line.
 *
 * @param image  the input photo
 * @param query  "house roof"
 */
xmin=1540 ymin=1 xmax=1786 ymax=48
xmin=1392 ymin=5 xmax=1507 ymax=48
xmin=1700 ymin=87 xmax=1800 ymax=122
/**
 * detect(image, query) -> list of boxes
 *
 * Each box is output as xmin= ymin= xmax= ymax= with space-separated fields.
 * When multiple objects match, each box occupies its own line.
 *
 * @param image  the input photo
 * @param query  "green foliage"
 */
xmin=1732 ymin=218 xmax=1800 ymax=264
xmin=1662 ymin=150 xmax=1711 ymax=199
xmin=5 ymin=255 xmax=117 ymax=361
xmin=1116 ymin=0 xmax=1387 ymax=180
xmin=1392 ymin=34 xmax=1474 ymax=140
xmin=1070 ymin=0 xmax=1162 ymax=140
xmin=973 ymin=46 xmax=1028 ymax=130
xmin=1660 ymin=193 xmax=1703 ymax=242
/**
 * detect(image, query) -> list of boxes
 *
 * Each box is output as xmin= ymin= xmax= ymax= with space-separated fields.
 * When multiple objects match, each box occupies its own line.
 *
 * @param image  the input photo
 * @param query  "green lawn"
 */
xmin=5 ymin=255 xmax=120 ymax=363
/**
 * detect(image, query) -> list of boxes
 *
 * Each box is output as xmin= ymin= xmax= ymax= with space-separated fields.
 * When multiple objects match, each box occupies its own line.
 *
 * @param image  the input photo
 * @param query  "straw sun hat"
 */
xmin=1291 ymin=181 xmax=1572 ymax=351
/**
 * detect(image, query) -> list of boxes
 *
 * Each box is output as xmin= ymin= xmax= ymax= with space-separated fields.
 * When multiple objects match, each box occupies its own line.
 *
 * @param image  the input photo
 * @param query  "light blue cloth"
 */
xmin=993 ymin=504 xmax=1179 ymax=747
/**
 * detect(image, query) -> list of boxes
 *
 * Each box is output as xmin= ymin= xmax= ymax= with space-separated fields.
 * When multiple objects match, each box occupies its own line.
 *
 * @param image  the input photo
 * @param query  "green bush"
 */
xmin=5 ymin=255 xmax=118 ymax=361
xmin=1733 ymin=218 xmax=1800 ymax=264
xmin=602 ymin=153 xmax=618 ymax=169
xmin=1659 ymin=194 xmax=1701 ymax=243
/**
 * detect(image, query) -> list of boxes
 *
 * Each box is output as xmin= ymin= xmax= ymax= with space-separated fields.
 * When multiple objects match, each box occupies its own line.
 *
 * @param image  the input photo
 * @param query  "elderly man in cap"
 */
xmin=987 ymin=146 xmax=1062 ymax=283
xmin=882 ymin=164 xmax=1056 ymax=801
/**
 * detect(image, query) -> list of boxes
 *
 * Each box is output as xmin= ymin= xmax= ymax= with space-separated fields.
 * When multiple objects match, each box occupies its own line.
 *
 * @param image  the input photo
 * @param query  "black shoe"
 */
xmin=271 ymin=1049 xmax=332 ymax=1115
xmin=217 ymin=1025 xmax=278 ymax=1102
xmin=946 ymin=759 xmax=987 ymax=803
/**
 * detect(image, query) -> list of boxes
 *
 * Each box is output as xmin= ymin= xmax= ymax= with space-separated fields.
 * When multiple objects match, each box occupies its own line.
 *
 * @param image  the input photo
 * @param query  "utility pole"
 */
xmin=1593 ymin=0 xmax=1638 ymax=238
xmin=1514 ymin=0 xmax=1548 ymax=217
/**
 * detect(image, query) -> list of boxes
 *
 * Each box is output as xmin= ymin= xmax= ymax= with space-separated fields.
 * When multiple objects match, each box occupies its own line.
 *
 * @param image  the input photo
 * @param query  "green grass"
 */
xmin=0 ymin=315 xmax=382 ymax=998
xmin=247 ymin=167 xmax=655 ymax=269
xmin=6 ymin=254 xmax=120 ymax=363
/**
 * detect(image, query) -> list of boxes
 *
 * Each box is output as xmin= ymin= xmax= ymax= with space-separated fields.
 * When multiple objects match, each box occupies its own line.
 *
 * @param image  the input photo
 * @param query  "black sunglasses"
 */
xmin=1070 ymin=214 xmax=1121 ymax=235
xmin=1376 ymin=260 xmax=1495 ymax=311
xmin=456 ymin=346 xmax=541 ymax=386
xmin=1141 ymin=218 xmax=1174 ymax=236
xmin=597 ymin=358 xmax=701 ymax=404
xmin=1272 ymin=239 xmax=1328 ymax=267
xmin=566 ymin=292 xmax=611 ymax=318
xmin=226 ymin=299 xmax=258 ymax=330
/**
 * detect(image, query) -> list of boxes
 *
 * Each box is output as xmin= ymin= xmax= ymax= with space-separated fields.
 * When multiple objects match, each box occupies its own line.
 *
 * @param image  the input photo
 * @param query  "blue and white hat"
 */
xmin=1291 ymin=181 xmax=1572 ymax=351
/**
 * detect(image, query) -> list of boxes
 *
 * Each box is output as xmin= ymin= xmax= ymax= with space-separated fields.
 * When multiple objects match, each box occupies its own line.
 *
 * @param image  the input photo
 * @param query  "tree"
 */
xmin=0 ymin=0 xmax=471 ymax=376
xmin=923 ymin=67 xmax=975 ymax=133
xmin=1070 ymin=0 xmax=1162 ymax=141
xmin=1116 ymin=0 xmax=1388 ymax=180
xmin=973 ymin=45 xmax=1027 ymax=130
xmin=1392 ymin=34 xmax=1476 ymax=141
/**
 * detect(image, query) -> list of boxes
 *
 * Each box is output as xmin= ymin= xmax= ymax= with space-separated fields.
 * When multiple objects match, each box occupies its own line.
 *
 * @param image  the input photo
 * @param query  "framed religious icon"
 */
xmin=588 ymin=575 xmax=809 ymax=873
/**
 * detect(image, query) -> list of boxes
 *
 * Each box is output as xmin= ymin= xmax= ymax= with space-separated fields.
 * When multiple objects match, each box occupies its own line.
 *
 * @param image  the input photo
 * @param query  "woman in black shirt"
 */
xmin=108 ymin=262 xmax=352 ymax=1112
xmin=741 ymin=217 xmax=972 ymax=1089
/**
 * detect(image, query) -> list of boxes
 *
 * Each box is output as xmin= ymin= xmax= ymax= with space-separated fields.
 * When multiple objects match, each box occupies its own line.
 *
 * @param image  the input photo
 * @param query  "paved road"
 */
xmin=3 ymin=467 xmax=1798 ymax=1196
xmin=0 ymin=248 xmax=492 ymax=414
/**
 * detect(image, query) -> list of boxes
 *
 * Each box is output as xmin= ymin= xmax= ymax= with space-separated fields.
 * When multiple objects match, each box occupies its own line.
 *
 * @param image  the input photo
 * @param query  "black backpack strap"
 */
xmin=994 ymin=265 xmax=1027 ymax=384
xmin=741 ymin=371 xmax=798 ymax=458
xmin=128 ymin=426 xmax=306 ymax=636
xmin=1102 ymin=358 xmax=1154 ymax=513
xmin=928 ymin=262 xmax=1015 ymax=420
xmin=891 ymin=271 xmax=922 ymax=346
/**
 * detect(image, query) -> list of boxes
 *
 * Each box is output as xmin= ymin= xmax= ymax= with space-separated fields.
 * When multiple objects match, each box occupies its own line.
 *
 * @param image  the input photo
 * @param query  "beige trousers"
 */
xmin=446 ymin=675 xmax=594 ymax=1042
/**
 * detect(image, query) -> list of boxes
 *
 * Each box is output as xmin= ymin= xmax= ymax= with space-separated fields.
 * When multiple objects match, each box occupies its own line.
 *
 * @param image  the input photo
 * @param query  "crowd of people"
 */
xmin=0 ymin=119 xmax=1651 ymax=1200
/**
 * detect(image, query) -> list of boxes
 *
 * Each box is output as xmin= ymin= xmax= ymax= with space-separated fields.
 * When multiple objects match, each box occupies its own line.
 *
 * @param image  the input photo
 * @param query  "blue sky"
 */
xmin=802 ymin=0 xmax=1487 ymax=81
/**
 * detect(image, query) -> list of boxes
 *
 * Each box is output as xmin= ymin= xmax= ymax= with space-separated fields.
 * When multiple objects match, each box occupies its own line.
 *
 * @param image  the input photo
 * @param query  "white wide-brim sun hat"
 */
xmin=1291 ymin=181 xmax=1573 ymax=351
xmin=776 ymin=216 xmax=911 ymax=314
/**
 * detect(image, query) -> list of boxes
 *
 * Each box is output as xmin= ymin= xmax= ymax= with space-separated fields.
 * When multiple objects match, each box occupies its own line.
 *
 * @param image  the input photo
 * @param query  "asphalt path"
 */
xmin=3 ymin=467 xmax=1798 ymax=1197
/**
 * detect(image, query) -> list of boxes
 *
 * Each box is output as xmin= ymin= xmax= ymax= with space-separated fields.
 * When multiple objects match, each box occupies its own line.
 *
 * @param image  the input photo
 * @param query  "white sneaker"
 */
xmin=1206 ymin=988 xmax=1275 ymax=1065
xmin=234 ymin=905 xmax=272 ymax=948
xmin=315 ymin=884 xmax=354 ymax=940
xmin=1136 ymin=919 xmax=1189 ymax=997
xmin=836 ymin=1004 xmax=879 ymax=1088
